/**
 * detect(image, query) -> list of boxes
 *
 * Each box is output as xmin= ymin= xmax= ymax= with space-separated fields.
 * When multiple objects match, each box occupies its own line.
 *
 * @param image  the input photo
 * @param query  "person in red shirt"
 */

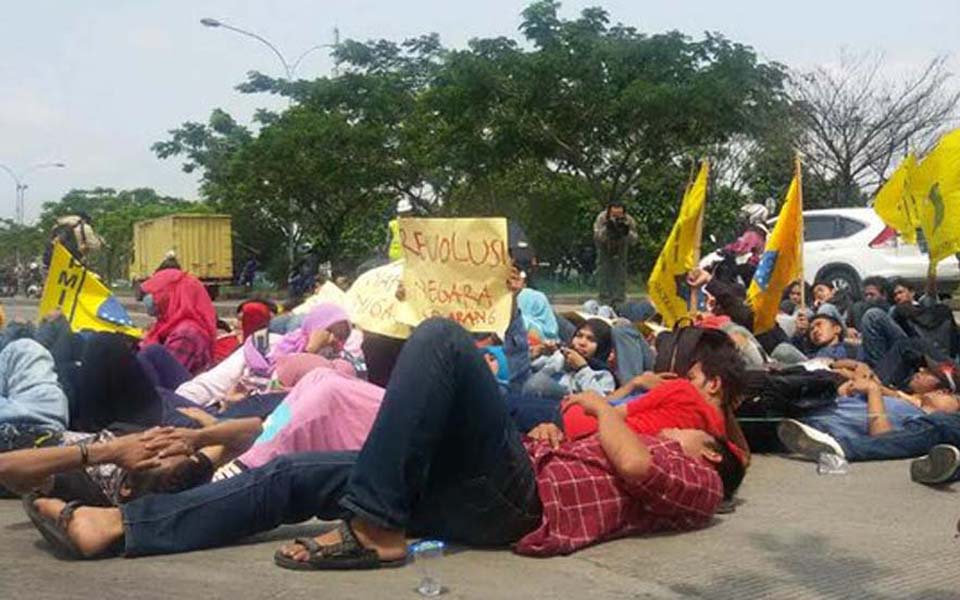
xmin=537 ymin=328 xmax=750 ymax=466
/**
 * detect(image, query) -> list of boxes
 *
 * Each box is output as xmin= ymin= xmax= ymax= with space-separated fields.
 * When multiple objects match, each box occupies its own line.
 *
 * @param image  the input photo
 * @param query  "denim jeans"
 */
xmin=137 ymin=344 xmax=192 ymax=390
xmin=874 ymin=338 xmax=949 ymax=390
xmin=839 ymin=412 xmax=960 ymax=464
xmin=859 ymin=308 xmax=909 ymax=367
xmin=122 ymin=318 xmax=542 ymax=556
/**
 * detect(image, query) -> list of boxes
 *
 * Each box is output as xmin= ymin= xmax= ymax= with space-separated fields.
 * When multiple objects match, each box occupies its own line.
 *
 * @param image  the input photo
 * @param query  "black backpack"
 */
xmin=737 ymin=366 xmax=842 ymax=451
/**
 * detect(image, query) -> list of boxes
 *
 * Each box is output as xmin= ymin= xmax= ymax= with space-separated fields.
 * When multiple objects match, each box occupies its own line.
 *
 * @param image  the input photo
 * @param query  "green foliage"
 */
xmin=153 ymin=2 xmax=791 ymax=281
xmin=37 ymin=188 xmax=208 ymax=281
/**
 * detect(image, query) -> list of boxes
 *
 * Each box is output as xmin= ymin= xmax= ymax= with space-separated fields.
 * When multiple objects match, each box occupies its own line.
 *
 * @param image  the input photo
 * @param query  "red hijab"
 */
xmin=141 ymin=269 xmax=217 ymax=348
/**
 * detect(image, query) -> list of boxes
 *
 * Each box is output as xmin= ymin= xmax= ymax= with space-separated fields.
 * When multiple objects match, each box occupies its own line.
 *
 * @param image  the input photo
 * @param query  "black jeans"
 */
xmin=122 ymin=318 xmax=542 ymax=556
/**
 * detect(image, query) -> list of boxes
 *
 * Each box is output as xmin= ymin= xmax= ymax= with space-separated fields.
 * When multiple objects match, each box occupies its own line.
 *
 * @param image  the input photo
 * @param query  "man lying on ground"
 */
xmin=24 ymin=318 xmax=745 ymax=565
xmin=777 ymin=357 xmax=960 ymax=462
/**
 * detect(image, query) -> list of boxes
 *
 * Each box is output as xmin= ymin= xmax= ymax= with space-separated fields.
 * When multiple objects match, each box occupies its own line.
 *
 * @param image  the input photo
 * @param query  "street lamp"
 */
xmin=200 ymin=17 xmax=340 ymax=268
xmin=0 ymin=161 xmax=66 ymax=226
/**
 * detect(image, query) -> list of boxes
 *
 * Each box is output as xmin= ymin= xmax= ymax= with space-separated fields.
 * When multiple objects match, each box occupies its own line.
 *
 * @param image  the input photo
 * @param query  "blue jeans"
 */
xmin=839 ymin=412 xmax=960 ymax=466
xmin=859 ymin=308 xmax=909 ymax=367
xmin=121 ymin=318 xmax=542 ymax=556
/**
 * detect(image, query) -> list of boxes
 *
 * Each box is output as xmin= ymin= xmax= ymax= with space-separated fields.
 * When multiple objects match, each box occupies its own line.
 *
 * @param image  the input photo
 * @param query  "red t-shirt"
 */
xmin=562 ymin=379 xmax=726 ymax=442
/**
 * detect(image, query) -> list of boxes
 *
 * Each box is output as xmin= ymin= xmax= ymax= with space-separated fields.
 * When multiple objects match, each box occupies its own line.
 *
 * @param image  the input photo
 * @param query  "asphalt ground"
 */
xmin=3 ymin=297 xmax=960 ymax=598
xmin=1 ymin=456 xmax=958 ymax=599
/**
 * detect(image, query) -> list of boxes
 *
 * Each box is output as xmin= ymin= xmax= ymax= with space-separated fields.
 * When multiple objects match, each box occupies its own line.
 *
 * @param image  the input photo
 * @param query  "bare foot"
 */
xmin=278 ymin=518 xmax=407 ymax=564
xmin=34 ymin=497 xmax=124 ymax=557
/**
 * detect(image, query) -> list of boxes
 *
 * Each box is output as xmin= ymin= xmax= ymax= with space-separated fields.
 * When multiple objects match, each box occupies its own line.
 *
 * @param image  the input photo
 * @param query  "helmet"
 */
xmin=396 ymin=199 xmax=413 ymax=214
xmin=739 ymin=203 xmax=769 ymax=226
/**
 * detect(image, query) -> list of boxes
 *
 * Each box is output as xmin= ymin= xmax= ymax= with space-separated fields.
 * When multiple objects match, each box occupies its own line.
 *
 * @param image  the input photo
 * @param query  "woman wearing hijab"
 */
xmin=140 ymin=269 xmax=218 ymax=376
xmin=516 ymin=288 xmax=560 ymax=344
xmin=524 ymin=318 xmax=616 ymax=397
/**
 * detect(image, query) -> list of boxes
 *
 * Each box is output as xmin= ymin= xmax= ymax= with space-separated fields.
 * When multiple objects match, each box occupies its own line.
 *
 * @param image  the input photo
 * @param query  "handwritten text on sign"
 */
xmin=345 ymin=260 xmax=411 ymax=339
xmin=398 ymin=218 xmax=512 ymax=334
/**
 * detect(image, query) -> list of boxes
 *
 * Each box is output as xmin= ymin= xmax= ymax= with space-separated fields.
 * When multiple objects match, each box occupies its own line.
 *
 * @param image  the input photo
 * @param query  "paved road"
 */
xmin=1 ymin=456 xmax=957 ymax=599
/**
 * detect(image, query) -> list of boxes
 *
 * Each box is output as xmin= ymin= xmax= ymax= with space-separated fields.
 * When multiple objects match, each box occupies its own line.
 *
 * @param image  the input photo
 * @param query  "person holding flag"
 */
xmin=647 ymin=161 xmax=709 ymax=327
xmin=747 ymin=157 xmax=805 ymax=336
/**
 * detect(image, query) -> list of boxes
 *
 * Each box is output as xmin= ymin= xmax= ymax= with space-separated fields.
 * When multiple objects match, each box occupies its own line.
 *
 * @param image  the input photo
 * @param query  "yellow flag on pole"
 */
xmin=647 ymin=161 xmax=709 ymax=327
xmin=748 ymin=159 xmax=804 ymax=334
xmin=38 ymin=241 xmax=142 ymax=338
xmin=873 ymin=153 xmax=919 ymax=244
xmin=910 ymin=128 xmax=960 ymax=264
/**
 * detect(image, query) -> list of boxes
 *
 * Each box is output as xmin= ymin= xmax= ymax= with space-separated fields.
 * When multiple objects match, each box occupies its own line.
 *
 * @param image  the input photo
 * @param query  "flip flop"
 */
xmin=274 ymin=521 xmax=407 ymax=571
xmin=22 ymin=493 xmax=121 ymax=560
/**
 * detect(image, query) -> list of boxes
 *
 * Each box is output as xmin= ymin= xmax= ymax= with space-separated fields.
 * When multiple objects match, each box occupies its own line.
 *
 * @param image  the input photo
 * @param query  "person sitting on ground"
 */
xmin=849 ymin=276 xmax=892 ymax=331
xmin=790 ymin=303 xmax=856 ymax=360
xmin=516 ymin=287 xmax=560 ymax=347
xmin=23 ymin=317 xmax=745 ymax=564
xmin=890 ymin=278 xmax=918 ymax=307
xmin=140 ymin=269 xmax=218 ymax=375
xmin=524 ymin=317 xmax=616 ymax=397
xmin=211 ymin=299 xmax=278 ymax=366
xmin=777 ymin=359 xmax=960 ymax=462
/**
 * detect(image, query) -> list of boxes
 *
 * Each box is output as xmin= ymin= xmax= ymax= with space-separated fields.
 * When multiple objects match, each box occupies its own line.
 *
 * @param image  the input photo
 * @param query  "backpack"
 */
xmin=737 ymin=366 xmax=842 ymax=451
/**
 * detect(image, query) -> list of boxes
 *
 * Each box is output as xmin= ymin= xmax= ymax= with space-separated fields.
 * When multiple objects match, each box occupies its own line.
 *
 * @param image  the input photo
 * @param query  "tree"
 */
xmin=792 ymin=53 xmax=960 ymax=206
xmin=37 ymin=188 xmax=208 ymax=281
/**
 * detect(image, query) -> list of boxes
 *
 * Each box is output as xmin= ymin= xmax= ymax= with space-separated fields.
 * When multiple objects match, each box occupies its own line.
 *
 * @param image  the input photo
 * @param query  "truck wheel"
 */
xmin=205 ymin=285 xmax=220 ymax=301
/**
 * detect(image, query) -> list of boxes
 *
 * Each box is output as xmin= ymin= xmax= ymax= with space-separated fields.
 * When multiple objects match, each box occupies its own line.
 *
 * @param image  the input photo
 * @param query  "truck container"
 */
xmin=130 ymin=214 xmax=233 ymax=297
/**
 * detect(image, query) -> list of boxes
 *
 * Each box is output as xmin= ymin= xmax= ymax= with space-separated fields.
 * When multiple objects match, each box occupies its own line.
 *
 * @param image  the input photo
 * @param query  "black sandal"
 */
xmin=274 ymin=521 xmax=407 ymax=571
xmin=22 ymin=493 xmax=122 ymax=559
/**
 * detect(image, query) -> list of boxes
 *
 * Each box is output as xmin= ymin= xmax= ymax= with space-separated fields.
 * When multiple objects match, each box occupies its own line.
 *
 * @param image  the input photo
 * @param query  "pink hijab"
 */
xmin=269 ymin=303 xmax=351 ymax=361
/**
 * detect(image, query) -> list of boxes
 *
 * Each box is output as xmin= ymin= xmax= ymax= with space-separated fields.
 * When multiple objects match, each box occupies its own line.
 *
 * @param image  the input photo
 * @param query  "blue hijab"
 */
xmin=482 ymin=346 xmax=510 ymax=386
xmin=517 ymin=288 xmax=560 ymax=341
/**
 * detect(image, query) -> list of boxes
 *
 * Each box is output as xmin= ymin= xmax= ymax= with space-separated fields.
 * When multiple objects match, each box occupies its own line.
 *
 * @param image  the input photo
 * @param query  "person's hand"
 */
xmin=305 ymin=328 xmax=336 ymax=354
xmin=837 ymin=380 xmax=856 ymax=397
xmin=795 ymin=311 xmax=810 ymax=334
xmin=562 ymin=347 xmax=588 ymax=370
xmin=851 ymin=372 xmax=880 ymax=394
xmin=562 ymin=391 xmax=609 ymax=417
xmin=630 ymin=371 xmax=678 ymax=391
xmin=686 ymin=267 xmax=712 ymax=288
xmin=107 ymin=429 xmax=171 ymax=471
xmin=527 ymin=423 xmax=564 ymax=449
xmin=142 ymin=427 xmax=202 ymax=459
xmin=506 ymin=264 xmax=525 ymax=293
xmin=177 ymin=407 xmax=218 ymax=427
xmin=542 ymin=340 xmax=559 ymax=354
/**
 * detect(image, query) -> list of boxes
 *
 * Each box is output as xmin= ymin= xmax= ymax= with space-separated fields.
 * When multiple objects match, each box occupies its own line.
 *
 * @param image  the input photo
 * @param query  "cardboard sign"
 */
xmin=346 ymin=260 xmax=411 ymax=339
xmin=39 ymin=241 xmax=142 ymax=338
xmin=397 ymin=217 xmax=512 ymax=335
xmin=293 ymin=281 xmax=349 ymax=316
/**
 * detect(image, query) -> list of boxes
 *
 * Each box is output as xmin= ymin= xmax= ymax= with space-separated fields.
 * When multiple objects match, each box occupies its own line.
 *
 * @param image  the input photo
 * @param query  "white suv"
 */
xmin=780 ymin=208 xmax=960 ymax=296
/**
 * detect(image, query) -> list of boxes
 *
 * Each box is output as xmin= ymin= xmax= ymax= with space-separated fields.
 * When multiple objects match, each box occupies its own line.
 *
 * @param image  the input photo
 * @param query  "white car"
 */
xmin=777 ymin=208 xmax=960 ymax=296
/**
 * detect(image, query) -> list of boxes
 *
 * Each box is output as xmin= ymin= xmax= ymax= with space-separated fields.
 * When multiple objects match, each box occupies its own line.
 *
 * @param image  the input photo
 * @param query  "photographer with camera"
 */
xmin=593 ymin=200 xmax=638 ymax=309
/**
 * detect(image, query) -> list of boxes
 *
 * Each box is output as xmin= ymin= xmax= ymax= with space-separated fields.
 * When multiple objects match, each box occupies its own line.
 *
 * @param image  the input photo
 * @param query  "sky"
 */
xmin=2 ymin=0 xmax=959 ymax=223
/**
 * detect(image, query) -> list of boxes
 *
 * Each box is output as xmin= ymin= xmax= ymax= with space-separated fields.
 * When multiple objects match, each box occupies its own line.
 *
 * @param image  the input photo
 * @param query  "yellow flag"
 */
xmin=39 ymin=242 xmax=142 ymax=338
xmin=748 ymin=161 xmax=804 ymax=334
xmin=911 ymin=128 xmax=960 ymax=264
xmin=874 ymin=153 xmax=919 ymax=244
xmin=647 ymin=161 xmax=709 ymax=327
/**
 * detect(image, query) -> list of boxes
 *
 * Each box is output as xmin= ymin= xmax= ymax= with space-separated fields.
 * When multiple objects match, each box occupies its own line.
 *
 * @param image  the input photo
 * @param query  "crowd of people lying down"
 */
xmin=0 ymin=259 xmax=957 ymax=570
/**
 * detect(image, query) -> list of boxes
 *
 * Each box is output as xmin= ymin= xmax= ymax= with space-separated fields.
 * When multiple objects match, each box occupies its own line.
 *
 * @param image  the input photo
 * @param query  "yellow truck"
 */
xmin=130 ymin=214 xmax=233 ymax=297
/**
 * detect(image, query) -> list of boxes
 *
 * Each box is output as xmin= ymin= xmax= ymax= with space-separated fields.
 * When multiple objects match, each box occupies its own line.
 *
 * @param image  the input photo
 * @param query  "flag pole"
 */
xmin=689 ymin=160 xmax=707 ymax=314
xmin=795 ymin=152 xmax=806 ymax=310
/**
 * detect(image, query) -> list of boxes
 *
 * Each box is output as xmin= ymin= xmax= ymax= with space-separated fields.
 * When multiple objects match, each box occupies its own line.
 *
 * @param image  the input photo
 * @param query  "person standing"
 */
xmin=593 ymin=200 xmax=638 ymax=309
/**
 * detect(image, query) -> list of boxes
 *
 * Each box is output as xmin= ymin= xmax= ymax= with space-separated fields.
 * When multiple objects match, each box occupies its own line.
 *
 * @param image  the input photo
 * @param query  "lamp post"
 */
xmin=0 ymin=161 xmax=66 ymax=227
xmin=200 ymin=18 xmax=340 ymax=269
